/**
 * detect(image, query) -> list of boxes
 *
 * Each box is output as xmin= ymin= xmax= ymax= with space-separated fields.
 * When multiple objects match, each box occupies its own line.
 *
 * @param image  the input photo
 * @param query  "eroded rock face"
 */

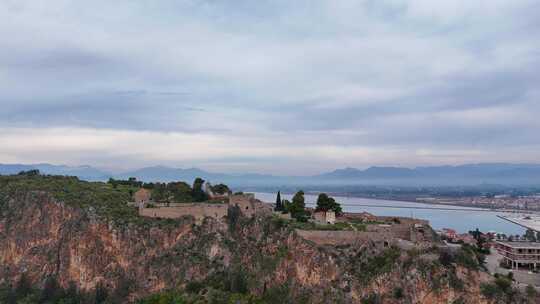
xmin=0 ymin=191 xmax=490 ymax=303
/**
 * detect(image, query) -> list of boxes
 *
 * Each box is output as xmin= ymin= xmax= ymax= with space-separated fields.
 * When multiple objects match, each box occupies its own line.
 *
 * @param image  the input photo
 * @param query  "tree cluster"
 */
xmin=274 ymin=191 xmax=343 ymax=220
xmin=151 ymin=181 xmax=194 ymax=203
xmin=109 ymin=177 xmax=220 ymax=204
xmin=273 ymin=190 xmax=307 ymax=220
xmin=17 ymin=169 xmax=41 ymax=177
xmin=107 ymin=177 xmax=143 ymax=188
xmin=0 ymin=274 xmax=131 ymax=304
xmin=210 ymin=183 xmax=231 ymax=195
xmin=315 ymin=193 xmax=342 ymax=216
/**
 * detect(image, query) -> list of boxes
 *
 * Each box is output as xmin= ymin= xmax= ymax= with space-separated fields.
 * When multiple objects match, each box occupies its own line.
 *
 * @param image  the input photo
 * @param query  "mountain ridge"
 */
xmin=1 ymin=162 xmax=540 ymax=186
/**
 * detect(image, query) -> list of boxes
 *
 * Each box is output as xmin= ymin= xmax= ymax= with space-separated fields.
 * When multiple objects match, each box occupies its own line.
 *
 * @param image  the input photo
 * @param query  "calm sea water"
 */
xmin=253 ymin=192 xmax=525 ymax=235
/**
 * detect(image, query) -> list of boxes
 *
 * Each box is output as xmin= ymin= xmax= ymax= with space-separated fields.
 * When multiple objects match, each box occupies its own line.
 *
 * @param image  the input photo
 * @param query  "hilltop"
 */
xmin=0 ymin=174 xmax=533 ymax=303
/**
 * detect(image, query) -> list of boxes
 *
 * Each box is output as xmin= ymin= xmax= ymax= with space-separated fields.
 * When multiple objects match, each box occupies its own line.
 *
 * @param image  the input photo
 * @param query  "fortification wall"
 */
xmin=377 ymin=216 xmax=429 ymax=226
xmin=139 ymin=203 xmax=228 ymax=221
xmin=228 ymin=194 xmax=271 ymax=217
xmin=138 ymin=194 xmax=272 ymax=223
xmin=295 ymin=230 xmax=394 ymax=246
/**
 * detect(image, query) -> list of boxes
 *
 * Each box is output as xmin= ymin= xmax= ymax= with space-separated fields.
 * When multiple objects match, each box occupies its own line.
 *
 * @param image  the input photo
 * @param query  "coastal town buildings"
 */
xmin=495 ymin=241 xmax=540 ymax=270
xmin=438 ymin=228 xmax=478 ymax=245
xmin=418 ymin=196 xmax=540 ymax=211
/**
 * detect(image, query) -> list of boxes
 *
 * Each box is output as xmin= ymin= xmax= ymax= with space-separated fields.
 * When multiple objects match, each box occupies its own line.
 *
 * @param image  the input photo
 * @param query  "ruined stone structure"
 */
xmin=313 ymin=211 xmax=336 ymax=224
xmin=229 ymin=193 xmax=272 ymax=217
xmin=138 ymin=193 xmax=271 ymax=223
xmin=297 ymin=215 xmax=432 ymax=248
xmin=133 ymin=188 xmax=152 ymax=207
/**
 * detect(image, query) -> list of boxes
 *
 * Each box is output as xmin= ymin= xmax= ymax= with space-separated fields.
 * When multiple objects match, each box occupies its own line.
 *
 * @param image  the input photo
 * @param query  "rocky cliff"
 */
xmin=0 ymin=175 xmax=498 ymax=303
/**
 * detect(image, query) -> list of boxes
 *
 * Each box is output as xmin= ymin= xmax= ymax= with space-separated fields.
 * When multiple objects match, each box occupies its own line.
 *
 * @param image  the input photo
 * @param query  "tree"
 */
xmin=274 ymin=191 xmax=283 ymax=212
xmin=315 ymin=193 xmax=332 ymax=211
xmin=315 ymin=193 xmax=343 ymax=216
xmin=282 ymin=200 xmax=291 ymax=213
xmin=63 ymin=281 xmax=81 ymax=304
xmin=14 ymin=273 xmax=33 ymax=300
xmin=192 ymin=178 xmax=208 ymax=202
xmin=289 ymin=191 xmax=307 ymax=221
xmin=0 ymin=282 xmax=16 ymax=304
xmin=17 ymin=169 xmax=40 ymax=176
xmin=93 ymin=282 xmax=108 ymax=304
xmin=210 ymin=184 xmax=230 ymax=195
xmin=227 ymin=204 xmax=242 ymax=232
xmin=525 ymin=229 xmax=537 ymax=242
xmin=40 ymin=276 xmax=62 ymax=303
xmin=526 ymin=284 xmax=537 ymax=299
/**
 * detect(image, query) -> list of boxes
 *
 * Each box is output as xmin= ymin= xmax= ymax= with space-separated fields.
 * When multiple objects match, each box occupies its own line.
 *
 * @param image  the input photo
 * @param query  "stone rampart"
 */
xmin=139 ymin=203 xmax=228 ymax=222
xmin=295 ymin=230 xmax=394 ymax=246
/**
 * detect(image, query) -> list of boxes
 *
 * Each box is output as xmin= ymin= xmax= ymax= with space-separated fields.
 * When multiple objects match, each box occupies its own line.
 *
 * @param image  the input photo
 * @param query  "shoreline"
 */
xmin=256 ymin=191 xmax=539 ymax=215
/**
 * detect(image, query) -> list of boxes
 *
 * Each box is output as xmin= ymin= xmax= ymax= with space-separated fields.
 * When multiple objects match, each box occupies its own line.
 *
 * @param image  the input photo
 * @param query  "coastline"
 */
xmin=257 ymin=190 xmax=539 ymax=215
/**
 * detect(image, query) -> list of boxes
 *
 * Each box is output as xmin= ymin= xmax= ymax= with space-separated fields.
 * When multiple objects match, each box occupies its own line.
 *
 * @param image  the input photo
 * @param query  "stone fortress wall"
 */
xmin=139 ymin=203 xmax=229 ymax=220
xmin=297 ymin=216 xmax=431 ymax=247
xmin=137 ymin=193 xmax=271 ymax=222
xmin=295 ymin=230 xmax=394 ymax=248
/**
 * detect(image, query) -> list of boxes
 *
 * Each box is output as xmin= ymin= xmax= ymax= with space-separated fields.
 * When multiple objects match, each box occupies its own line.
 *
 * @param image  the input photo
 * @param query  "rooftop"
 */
xmin=496 ymin=241 xmax=540 ymax=248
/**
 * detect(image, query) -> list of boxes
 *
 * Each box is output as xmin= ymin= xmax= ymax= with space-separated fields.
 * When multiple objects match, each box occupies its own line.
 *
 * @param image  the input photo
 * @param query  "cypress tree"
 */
xmin=275 ymin=191 xmax=282 ymax=211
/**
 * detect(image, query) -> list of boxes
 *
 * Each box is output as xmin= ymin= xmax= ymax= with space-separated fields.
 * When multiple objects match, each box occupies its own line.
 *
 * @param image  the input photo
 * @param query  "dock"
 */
xmin=497 ymin=215 xmax=540 ymax=232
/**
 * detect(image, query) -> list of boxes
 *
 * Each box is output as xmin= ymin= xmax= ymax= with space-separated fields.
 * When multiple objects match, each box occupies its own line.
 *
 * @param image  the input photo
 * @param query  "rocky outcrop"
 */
xmin=0 ymin=190 xmax=492 ymax=303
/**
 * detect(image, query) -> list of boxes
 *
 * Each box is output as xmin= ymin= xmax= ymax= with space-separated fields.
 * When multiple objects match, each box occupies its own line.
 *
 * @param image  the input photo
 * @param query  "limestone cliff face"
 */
xmin=0 ymin=191 xmax=490 ymax=303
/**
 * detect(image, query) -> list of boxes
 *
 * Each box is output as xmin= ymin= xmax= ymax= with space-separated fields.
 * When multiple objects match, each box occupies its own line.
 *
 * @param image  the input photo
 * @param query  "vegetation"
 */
xmin=0 ymin=275 xmax=130 ymax=304
xmin=314 ymin=193 xmax=342 ymax=216
xmin=274 ymin=191 xmax=283 ymax=212
xmin=361 ymin=293 xmax=382 ymax=304
xmin=524 ymin=229 xmax=537 ymax=242
xmin=480 ymin=275 xmax=523 ymax=303
xmin=108 ymin=177 xmax=143 ymax=188
xmin=151 ymin=181 xmax=194 ymax=203
xmin=287 ymin=191 xmax=308 ymax=222
xmin=0 ymin=173 xmax=224 ymax=228
xmin=210 ymin=184 xmax=230 ymax=195
xmin=288 ymin=220 xmax=365 ymax=231
xmin=355 ymin=247 xmax=401 ymax=284
xmin=437 ymin=245 xmax=484 ymax=271
xmin=192 ymin=178 xmax=209 ymax=202
xmin=525 ymin=285 xmax=537 ymax=301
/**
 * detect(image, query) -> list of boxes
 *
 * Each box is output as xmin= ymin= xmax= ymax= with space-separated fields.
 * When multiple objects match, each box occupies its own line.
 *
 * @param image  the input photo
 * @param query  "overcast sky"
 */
xmin=1 ymin=0 xmax=539 ymax=174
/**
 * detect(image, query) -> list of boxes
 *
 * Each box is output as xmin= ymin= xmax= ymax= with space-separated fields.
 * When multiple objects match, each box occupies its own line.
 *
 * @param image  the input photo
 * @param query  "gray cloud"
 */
xmin=0 ymin=0 xmax=539 ymax=174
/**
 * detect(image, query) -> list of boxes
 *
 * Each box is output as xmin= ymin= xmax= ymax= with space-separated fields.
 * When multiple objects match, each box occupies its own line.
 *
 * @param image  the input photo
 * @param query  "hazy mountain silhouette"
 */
xmin=2 ymin=163 xmax=540 ymax=186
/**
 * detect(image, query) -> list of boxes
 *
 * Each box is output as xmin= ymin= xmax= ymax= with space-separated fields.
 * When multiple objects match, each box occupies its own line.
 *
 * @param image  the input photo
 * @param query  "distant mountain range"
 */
xmin=319 ymin=164 xmax=540 ymax=179
xmin=0 ymin=163 xmax=112 ymax=181
xmin=1 ymin=163 xmax=540 ymax=186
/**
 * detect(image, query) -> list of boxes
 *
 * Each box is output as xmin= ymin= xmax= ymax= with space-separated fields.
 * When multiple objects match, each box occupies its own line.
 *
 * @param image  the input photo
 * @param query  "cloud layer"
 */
xmin=1 ymin=0 xmax=539 ymax=174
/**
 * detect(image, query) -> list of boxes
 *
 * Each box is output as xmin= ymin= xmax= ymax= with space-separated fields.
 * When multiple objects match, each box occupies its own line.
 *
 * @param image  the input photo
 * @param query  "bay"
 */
xmin=253 ymin=192 xmax=526 ymax=235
